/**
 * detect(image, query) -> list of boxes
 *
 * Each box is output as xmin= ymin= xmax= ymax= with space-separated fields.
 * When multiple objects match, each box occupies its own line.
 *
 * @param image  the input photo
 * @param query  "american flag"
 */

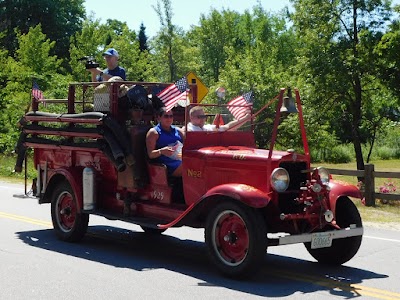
xmin=227 ymin=91 xmax=254 ymax=119
xmin=32 ymin=81 xmax=44 ymax=100
xmin=157 ymin=77 xmax=189 ymax=112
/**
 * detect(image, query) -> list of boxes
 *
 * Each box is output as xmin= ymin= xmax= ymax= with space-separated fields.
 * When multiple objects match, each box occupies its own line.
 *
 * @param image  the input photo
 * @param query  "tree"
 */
xmin=291 ymin=0 xmax=392 ymax=171
xmin=0 ymin=0 xmax=85 ymax=63
xmin=69 ymin=17 xmax=108 ymax=82
xmin=375 ymin=5 xmax=400 ymax=103
xmin=138 ymin=22 xmax=149 ymax=52
xmin=189 ymin=9 xmax=242 ymax=84
xmin=0 ymin=25 xmax=63 ymax=152
xmin=152 ymin=0 xmax=186 ymax=81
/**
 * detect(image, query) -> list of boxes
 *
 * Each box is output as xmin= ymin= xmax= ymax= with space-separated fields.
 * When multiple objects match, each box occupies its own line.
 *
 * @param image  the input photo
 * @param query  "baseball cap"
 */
xmin=103 ymin=48 xmax=119 ymax=57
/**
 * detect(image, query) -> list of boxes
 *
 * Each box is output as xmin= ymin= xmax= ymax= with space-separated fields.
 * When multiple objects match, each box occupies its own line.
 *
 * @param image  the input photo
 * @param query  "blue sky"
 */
xmin=84 ymin=0 xmax=292 ymax=38
xmin=84 ymin=0 xmax=400 ymax=38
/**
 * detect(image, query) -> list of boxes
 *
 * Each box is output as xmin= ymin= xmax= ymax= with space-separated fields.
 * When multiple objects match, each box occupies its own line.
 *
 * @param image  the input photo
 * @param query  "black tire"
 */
xmin=51 ymin=181 xmax=89 ymax=242
xmin=140 ymin=226 xmax=166 ymax=235
xmin=205 ymin=201 xmax=267 ymax=278
xmin=305 ymin=197 xmax=362 ymax=265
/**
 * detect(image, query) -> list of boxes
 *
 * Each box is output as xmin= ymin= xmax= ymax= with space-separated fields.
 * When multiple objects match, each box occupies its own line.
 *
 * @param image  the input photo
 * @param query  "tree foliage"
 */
xmin=0 ymin=0 xmax=85 ymax=63
xmin=0 ymin=1 xmax=399 ymax=162
xmin=290 ymin=0 xmax=393 ymax=169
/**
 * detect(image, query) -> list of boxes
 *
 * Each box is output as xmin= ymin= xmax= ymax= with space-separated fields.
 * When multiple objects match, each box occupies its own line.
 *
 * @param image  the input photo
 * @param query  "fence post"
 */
xmin=364 ymin=164 xmax=375 ymax=207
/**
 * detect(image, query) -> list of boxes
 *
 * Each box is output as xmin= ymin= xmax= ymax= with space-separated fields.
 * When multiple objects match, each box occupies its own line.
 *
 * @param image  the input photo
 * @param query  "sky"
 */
xmin=83 ymin=0 xmax=293 ymax=38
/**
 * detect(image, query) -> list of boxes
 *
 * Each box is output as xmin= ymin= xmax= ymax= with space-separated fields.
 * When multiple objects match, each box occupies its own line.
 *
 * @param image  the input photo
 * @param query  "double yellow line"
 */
xmin=1 ymin=210 xmax=400 ymax=299
xmin=0 ymin=211 xmax=52 ymax=227
xmin=271 ymin=269 xmax=400 ymax=300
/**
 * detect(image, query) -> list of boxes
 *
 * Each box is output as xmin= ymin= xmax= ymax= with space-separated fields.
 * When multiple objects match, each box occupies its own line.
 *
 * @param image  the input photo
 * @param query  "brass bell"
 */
xmin=280 ymin=88 xmax=298 ymax=114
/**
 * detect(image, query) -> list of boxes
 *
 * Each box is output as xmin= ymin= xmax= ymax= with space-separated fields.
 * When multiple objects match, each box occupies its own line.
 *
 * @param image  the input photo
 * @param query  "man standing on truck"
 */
xmin=187 ymin=106 xmax=250 ymax=132
xmin=87 ymin=48 xmax=126 ymax=82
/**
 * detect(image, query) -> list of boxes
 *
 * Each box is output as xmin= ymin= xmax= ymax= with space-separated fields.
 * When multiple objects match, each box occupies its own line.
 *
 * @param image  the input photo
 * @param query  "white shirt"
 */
xmin=187 ymin=122 xmax=227 ymax=132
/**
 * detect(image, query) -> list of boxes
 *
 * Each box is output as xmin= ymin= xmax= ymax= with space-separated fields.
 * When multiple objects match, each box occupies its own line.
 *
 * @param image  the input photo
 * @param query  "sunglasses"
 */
xmin=196 ymin=115 xmax=207 ymax=119
xmin=162 ymin=114 xmax=174 ymax=119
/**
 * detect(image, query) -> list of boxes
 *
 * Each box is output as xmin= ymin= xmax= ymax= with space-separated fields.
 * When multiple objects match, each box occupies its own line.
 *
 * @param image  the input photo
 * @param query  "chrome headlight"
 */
xmin=271 ymin=168 xmax=290 ymax=192
xmin=317 ymin=167 xmax=330 ymax=184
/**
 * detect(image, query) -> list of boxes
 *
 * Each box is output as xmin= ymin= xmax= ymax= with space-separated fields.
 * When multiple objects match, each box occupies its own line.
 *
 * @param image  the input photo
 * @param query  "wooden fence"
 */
xmin=328 ymin=164 xmax=400 ymax=206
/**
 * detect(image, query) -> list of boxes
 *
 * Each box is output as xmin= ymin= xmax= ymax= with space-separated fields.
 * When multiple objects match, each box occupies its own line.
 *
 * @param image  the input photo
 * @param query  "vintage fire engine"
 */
xmin=15 ymin=80 xmax=364 ymax=278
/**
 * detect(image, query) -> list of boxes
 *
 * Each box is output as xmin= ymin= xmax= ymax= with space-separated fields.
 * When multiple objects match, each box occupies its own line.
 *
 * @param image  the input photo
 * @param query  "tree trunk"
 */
xmin=351 ymin=1 xmax=364 ymax=174
xmin=352 ymin=77 xmax=365 ymax=174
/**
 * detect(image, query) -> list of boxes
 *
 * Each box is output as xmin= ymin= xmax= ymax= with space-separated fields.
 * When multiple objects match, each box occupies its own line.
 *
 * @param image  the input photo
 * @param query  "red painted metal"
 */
xmin=57 ymin=191 xmax=76 ymax=230
xmin=295 ymin=89 xmax=310 ymax=157
xmin=328 ymin=180 xmax=363 ymax=215
xmin=214 ymin=211 xmax=249 ymax=263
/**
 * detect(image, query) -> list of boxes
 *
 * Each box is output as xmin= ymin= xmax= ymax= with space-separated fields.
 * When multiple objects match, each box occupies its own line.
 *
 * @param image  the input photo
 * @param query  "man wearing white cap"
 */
xmin=88 ymin=48 xmax=126 ymax=81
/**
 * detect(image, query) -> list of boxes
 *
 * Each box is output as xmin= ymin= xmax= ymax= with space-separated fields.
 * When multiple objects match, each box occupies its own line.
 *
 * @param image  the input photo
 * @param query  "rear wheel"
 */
xmin=51 ymin=181 xmax=89 ymax=242
xmin=205 ymin=201 xmax=266 ymax=278
xmin=305 ymin=197 xmax=362 ymax=265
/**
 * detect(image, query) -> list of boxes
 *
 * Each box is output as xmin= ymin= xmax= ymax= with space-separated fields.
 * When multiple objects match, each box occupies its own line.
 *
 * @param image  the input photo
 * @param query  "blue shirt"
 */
xmin=154 ymin=123 xmax=183 ymax=175
xmin=97 ymin=66 xmax=126 ymax=81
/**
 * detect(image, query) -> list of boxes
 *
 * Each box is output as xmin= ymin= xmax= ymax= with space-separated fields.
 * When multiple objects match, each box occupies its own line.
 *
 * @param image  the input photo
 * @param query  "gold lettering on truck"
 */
xmin=232 ymin=153 xmax=246 ymax=160
xmin=187 ymin=169 xmax=202 ymax=178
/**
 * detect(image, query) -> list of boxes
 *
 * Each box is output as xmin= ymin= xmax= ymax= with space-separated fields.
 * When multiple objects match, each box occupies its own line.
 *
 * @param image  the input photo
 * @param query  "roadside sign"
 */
xmin=186 ymin=72 xmax=209 ymax=103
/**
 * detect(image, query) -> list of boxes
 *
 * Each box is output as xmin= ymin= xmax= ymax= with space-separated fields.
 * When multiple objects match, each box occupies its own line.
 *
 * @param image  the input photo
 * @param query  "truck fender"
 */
xmin=44 ymin=168 xmax=84 ymax=211
xmin=201 ymin=183 xmax=271 ymax=208
xmin=328 ymin=180 xmax=363 ymax=214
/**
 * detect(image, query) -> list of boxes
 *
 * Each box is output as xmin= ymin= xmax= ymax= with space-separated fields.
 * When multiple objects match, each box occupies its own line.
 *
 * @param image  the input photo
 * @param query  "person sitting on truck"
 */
xmin=87 ymin=48 xmax=126 ymax=82
xmin=187 ymin=106 xmax=251 ymax=132
xmin=146 ymin=107 xmax=185 ymax=177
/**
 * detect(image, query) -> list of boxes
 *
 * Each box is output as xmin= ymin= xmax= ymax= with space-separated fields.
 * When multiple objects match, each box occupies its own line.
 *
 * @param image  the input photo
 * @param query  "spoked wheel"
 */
xmin=304 ymin=196 xmax=363 ymax=265
xmin=51 ymin=181 xmax=89 ymax=242
xmin=205 ymin=201 xmax=266 ymax=278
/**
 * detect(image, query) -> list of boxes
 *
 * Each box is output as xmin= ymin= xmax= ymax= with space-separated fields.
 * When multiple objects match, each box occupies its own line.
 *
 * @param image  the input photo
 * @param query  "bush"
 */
xmin=324 ymin=145 xmax=353 ymax=163
xmin=376 ymin=146 xmax=397 ymax=160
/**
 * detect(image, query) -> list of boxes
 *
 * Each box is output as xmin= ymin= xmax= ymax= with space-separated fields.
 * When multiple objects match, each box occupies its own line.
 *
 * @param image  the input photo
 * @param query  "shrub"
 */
xmin=324 ymin=145 xmax=353 ymax=163
xmin=376 ymin=146 xmax=397 ymax=160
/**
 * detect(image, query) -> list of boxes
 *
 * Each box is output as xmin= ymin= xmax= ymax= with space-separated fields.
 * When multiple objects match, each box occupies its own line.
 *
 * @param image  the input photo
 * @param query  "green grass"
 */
xmin=0 ymin=154 xmax=35 ymax=182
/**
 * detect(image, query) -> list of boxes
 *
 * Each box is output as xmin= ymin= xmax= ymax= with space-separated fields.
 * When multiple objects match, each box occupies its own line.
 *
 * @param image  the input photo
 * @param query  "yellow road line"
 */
xmin=272 ymin=269 xmax=400 ymax=300
xmin=1 ymin=210 xmax=400 ymax=299
xmin=0 ymin=211 xmax=52 ymax=227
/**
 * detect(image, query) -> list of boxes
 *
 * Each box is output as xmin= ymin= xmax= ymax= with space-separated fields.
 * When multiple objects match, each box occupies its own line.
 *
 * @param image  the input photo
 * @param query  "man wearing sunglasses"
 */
xmin=146 ymin=107 xmax=185 ymax=177
xmin=187 ymin=106 xmax=250 ymax=132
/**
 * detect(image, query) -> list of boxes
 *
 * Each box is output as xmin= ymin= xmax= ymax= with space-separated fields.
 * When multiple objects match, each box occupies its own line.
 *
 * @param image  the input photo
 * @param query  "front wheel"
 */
xmin=51 ymin=181 xmax=89 ymax=242
xmin=205 ymin=201 xmax=266 ymax=278
xmin=305 ymin=197 xmax=362 ymax=265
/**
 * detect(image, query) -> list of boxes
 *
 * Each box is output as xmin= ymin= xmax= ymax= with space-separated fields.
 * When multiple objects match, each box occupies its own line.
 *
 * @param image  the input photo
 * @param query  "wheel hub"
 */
xmin=213 ymin=210 xmax=250 ymax=266
xmin=223 ymin=231 xmax=238 ymax=244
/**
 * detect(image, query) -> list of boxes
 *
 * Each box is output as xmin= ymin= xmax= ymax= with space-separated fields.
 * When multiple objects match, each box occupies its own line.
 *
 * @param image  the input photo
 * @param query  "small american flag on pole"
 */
xmin=157 ymin=77 xmax=189 ymax=112
xmin=227 ymin=91 xmax=254 ymax=119
xmin=32 ymin=81 xmax=44 ymax=100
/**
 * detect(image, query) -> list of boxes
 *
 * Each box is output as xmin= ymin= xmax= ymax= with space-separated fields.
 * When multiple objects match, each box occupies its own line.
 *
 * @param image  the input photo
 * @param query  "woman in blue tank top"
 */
xmin=146 ymin=107 xmax=184 ymax=177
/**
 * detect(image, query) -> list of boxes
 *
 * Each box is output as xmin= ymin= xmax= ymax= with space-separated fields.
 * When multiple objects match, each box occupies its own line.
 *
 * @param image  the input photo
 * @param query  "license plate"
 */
xmin=311 ymin=232 xmax=333 ymax=249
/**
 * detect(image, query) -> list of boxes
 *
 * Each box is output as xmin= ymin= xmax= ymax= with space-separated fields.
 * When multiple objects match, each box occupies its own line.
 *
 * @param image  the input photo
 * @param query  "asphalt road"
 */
xmin=1 ymin=181 xmax=400 ymax=300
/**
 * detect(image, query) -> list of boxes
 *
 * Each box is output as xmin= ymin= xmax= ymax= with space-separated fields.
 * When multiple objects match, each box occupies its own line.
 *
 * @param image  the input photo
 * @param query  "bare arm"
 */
xmin=146 ymin=128 xmax=175 ymax=159
xmin=220 ymin=113 xmax=251 ymax=131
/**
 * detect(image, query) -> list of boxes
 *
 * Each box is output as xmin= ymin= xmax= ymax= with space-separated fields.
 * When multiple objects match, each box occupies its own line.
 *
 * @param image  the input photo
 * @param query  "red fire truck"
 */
xmin=15 ymin=80 xmax=364 ymax=278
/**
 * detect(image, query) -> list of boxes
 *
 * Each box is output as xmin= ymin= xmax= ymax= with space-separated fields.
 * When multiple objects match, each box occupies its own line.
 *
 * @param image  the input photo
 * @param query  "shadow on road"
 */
xmin=16 ymin=225 xmax=388 ymax=298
